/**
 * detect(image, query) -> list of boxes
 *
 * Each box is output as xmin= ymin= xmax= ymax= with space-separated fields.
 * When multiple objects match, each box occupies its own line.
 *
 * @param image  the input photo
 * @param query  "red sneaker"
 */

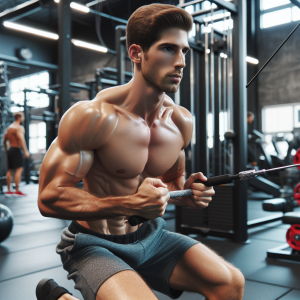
xmin=14 ymin=191 xmax=27 ymax=197
xmin=5 ymin=191 xmax=14 ymax=197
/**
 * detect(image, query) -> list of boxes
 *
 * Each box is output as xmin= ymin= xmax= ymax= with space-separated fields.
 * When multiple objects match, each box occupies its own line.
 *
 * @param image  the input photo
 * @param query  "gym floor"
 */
xmin=0 ymin=183 xmax=300 ymax=300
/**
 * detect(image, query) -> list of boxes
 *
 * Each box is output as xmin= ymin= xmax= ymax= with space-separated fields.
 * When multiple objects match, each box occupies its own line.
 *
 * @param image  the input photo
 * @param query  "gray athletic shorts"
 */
xmin=56 ymin=218 xmax=199 ymax=300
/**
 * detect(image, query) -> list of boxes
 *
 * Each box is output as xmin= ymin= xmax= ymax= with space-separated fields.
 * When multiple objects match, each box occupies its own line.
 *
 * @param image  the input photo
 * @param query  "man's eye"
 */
xmin=164 ymin=47 xmax=172 ymax=52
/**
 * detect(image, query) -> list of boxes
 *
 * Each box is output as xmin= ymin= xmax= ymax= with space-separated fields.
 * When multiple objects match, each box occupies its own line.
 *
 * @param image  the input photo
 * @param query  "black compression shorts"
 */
xmin=7 ymin=147 xmax=23 ymax=170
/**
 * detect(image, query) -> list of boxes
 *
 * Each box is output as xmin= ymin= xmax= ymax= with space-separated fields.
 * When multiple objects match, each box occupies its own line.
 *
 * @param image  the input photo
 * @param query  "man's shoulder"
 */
xmin=163 ymin=96 xmax=192 ymax=126
xmin=63 ymin=98 xmax=118 ymax=124
xmin=163 ymin=96 xmax=193 ymax=148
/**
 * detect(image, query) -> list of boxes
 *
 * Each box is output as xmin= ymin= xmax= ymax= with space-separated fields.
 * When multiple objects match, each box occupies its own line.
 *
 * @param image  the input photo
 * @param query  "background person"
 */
xmin=3 ymin=112 xmax=30 ymax=197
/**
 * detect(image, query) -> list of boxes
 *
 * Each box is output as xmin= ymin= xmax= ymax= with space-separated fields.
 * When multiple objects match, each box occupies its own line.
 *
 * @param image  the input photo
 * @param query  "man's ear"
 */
xmin=129 ymin=44 xmax=143 ymax=64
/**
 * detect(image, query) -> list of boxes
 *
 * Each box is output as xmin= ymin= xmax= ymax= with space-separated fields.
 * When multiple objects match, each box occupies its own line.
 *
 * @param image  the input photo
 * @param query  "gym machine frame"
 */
xmin=175 ymin=0 xmax=248 ymax=243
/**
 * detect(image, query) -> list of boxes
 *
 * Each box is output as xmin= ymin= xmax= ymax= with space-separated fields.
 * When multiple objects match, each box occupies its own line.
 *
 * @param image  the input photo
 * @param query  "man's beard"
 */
xmin=141 ymin=64 xmax=179 ymax=93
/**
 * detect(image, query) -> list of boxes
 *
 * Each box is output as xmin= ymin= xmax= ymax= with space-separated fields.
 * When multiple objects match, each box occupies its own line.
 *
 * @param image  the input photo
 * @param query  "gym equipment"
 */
xmin=267 ymin=212 xmax=300 ymax=262
xmin=0 ymin=204 xmax=14 ymax=243
xmin=294 ymin=183 xmax=300 ymax=204
xmin=293 ymin=148 xmax=300 ymax=170
xmin=129 ymin=163 xmax=300 ymax=226
xmin=286 ymin=224 xmax=300 ymax=251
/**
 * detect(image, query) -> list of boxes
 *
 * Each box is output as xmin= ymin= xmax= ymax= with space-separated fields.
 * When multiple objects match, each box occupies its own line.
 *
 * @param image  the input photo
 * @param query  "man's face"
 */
xmin=247 ymin=115 xmax=253 ymax=124
xmin=140 ymin=28 xmax=190 ymax=93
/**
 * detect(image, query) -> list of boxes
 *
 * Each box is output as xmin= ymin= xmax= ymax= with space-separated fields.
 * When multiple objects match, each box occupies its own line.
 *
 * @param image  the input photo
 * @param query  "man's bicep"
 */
xmin=39 ymin=139 xmax=94 ymax=193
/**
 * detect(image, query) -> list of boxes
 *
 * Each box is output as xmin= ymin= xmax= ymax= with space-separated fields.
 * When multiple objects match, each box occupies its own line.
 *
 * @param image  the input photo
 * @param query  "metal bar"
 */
xmin=0 ymin=60 xmax=29 ymax=69
xmin=7 ymin=6 xmax=42 ymax=22
xmin=247 ymin=214 xmax=283 ymax=228
xmin=86 ymin=0 xmax=106 ymax=7
xmin=0 ymin=54 xmax=58 ymax=71
xmin=190 ymin=48 xmax=196 ymax=174
xmin=24 ymin=88 xmax=59 ymax=96
xmin=178 ymin=0 xmax=206 ymax=8
xmin=116 ymin=26 xmax=126 ymax=85
xmin=212 ymin=0 xmax=237 ymax=14
xmin=89 ymin=7 xmax=127 ymax=24
xmin=70 ymin=82 xmax=91 ymax=90
xmin=210 ymin=7 xmax=215 ymax=176
xmin=24 ymin=92 xmax=30 ymax=184
xmin=214 ymin=55 xmax=221 ymax=175
xmin=205 ymin=21 xmax=210 ymax=176
xmin=0 ymin=0 xmax=39 ymax=18
xmin=58 ymin=0 xmax=72 ymax=117
xmin=191 ymin=8 xmax=220 ymax=18
xmin=232 ymin=0 xmax=248 ymax=243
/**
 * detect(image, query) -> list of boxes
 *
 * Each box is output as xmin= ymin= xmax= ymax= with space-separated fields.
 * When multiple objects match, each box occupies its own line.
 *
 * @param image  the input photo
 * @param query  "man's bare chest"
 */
xmin=95 ymin=110 xmax=184 ymax=179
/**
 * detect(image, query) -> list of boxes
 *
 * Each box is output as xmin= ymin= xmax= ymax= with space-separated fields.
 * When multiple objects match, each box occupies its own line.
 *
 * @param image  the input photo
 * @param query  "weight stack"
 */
xmin=175 ymin=185 xmax=235 ymax=239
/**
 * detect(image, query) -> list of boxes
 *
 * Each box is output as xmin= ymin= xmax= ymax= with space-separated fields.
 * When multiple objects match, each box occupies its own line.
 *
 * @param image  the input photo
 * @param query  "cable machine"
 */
xmin=176 ymin=0 xmax=248 ymax=243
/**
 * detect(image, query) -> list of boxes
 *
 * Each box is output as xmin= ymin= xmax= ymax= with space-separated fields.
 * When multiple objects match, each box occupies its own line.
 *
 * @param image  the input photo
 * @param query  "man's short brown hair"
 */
xmin=126 ymin=4 xmax=193 ymax=53
xmin=14 ymin=112 xmax=23 ymax=121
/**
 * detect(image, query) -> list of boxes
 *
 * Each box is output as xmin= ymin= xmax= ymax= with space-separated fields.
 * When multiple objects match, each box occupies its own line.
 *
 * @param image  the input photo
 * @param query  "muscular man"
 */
xmin=3 ymin=112 xmax=30 ymax=197
xmin=36 ymin=4 xmax=244 ymax=300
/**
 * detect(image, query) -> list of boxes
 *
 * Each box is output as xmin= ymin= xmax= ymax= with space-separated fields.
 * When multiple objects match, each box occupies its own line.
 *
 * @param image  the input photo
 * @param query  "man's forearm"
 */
xmin=39 ymin=185 xmax=135 ymax=220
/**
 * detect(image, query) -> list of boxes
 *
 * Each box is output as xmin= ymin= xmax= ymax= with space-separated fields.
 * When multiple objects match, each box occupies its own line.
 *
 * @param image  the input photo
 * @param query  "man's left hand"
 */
xmin=183 ymin=172 xmax=215 ymax=210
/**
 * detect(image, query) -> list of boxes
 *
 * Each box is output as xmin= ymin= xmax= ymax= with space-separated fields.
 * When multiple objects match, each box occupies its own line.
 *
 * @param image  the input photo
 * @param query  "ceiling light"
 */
xmin=246 ymin=56 xmax=259 ymax=64
xmin=206 ymin=49 xmax=211 ymax=54
xmin=54 ymin=1 xmax=90 ymax=13
xmin=3 ymin=21 xmax=58 ymax=40
xmin=220 ymin=53 xmax=227 ymax=58
xmin=70 ymin=2 xmax=90 ymax=13
xmin=72 ymin=39 xmax=107 ymax=53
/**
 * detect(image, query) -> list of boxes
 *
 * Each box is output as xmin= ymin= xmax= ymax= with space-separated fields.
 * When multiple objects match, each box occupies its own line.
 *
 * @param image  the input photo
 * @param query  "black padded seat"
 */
xmin=282 ymin=212 xmax=300 ymax=225
xmin=262 ymin=198 xmax=286 ymax=212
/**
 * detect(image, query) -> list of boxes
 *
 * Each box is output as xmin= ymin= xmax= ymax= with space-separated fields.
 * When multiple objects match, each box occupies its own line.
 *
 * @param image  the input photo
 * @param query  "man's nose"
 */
xmin=174 ymin=51 xmax=186 ymax=69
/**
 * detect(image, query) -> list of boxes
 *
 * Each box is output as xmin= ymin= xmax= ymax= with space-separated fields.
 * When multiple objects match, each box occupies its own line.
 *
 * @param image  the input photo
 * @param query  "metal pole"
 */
xmin=232 ymin=0 xmax=248 ymax=243
xmin=58 ymin=0 xmax=72 ymax=117
xmin=214 ymin=55 xmax=221 ymax=175
xmin=210 ymin=6 xmax=215 ymax=176
xmin=116 ymin=26 xmax=126 ymax=85
xmin=24 ymin=92 xmax=30 ymax=184
xmin=190 ymin=48 xmax=196 ymax=174
xmin=205 ymin=21 xmax=210 ymax=176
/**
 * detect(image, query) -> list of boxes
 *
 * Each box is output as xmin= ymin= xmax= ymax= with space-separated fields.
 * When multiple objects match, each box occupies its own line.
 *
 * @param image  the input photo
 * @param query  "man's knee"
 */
xmin=211 ymin=267 xmax=245 ymax=300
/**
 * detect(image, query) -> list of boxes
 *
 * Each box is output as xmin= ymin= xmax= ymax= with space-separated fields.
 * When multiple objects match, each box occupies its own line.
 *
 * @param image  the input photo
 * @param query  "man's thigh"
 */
xmin=169 ymin=243 xmax=244 ymax=298
xmin=97 ymin=270 xmax=158 ymax=300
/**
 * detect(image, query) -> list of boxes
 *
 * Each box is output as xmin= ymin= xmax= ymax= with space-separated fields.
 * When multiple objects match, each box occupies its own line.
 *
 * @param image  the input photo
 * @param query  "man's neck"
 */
xmin=122 ymin=70 xmax=166 ymax=127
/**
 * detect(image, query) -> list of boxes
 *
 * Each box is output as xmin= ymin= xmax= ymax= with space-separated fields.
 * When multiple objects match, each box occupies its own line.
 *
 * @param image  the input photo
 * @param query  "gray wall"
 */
xmin=257 ymin=21 xmax=300 ymax=129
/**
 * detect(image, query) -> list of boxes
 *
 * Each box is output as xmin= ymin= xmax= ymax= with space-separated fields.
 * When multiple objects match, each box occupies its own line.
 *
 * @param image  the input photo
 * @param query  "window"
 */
xmin=262 ymin=105 xmax=297 ymax=133
xmin=260 ymin=0 xmax=300 ymax=28
xmin=29 ymin=122 xmax=46 ymax=154
xmin=262 ymin=8 xmax=291 ymax=28
xmin=261 ymin=0 xmax=290 ymax=11
xmin=10 ymin=71 xmax=50 ymax=112
xmin=184 ymin=5 xmax=196 ymax=37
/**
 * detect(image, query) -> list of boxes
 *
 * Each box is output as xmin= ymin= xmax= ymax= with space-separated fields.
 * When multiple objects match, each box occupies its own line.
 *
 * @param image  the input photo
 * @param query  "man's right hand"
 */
xmin=132 ymin=178 xmax=170 ymax=220
xmin=25 ymin=151 xmax=30 ymax=159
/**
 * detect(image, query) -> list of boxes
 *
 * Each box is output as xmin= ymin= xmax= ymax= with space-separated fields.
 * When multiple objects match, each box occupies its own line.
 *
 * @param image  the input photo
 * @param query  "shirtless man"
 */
xmin=36 ymin=4 xmax=244 ymax=300
xmin=3 ymin=112 xmax=30 ymax=197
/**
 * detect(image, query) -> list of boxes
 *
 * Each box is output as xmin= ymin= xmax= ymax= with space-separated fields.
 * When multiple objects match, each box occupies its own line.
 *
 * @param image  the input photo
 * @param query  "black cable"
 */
xmin=246 ymin=20 xmax=300 ymax=88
